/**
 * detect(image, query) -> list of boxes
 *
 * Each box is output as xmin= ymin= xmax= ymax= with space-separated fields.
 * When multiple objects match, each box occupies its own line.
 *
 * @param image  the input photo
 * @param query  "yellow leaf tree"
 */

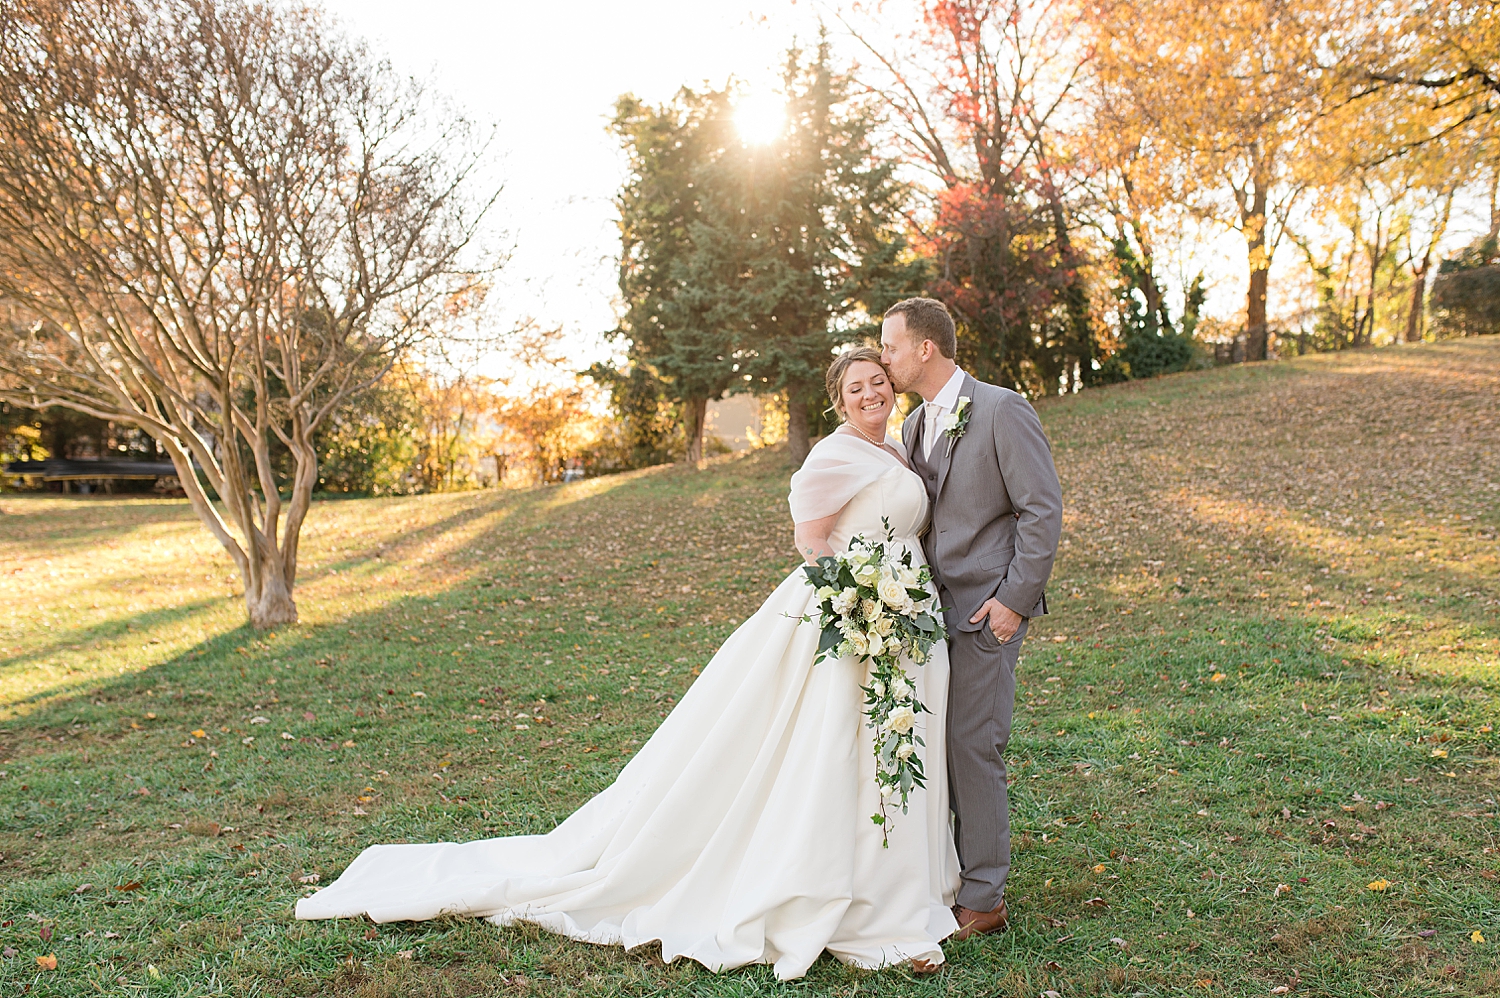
xmin=1083 ymin=0 xmax=1347 ymax=360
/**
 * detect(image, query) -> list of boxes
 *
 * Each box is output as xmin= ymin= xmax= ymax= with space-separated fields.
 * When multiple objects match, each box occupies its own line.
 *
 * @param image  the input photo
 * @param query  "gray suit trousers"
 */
xmin=947 ymin=612 xmax=1027 ymax=911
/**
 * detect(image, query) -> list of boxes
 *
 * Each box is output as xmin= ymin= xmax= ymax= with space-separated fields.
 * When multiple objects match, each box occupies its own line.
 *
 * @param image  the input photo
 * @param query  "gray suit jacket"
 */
xmin=903 ymin=373 xmax=1063 ymax=633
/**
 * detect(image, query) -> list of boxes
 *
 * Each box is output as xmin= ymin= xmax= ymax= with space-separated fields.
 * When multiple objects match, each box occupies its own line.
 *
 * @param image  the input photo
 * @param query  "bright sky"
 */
xmin=320 ymin=0 xmax=823 ymax=374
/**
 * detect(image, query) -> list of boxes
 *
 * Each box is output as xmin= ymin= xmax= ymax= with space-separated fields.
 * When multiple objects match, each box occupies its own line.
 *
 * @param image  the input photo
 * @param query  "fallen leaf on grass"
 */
xmin=1043 ymin=960 xmax=1063 ymax=971
xmin=1417 ymin=929 xmax=1437 ymax=938
xmin=1 ymin=947 xmax=14 ymax=959
xmin=38 ymin=925 xmax=51 ymax=941
xmin=1431 ymin=749 xmax=1447 ymax=758
xmin=1092 ymin=863 xmax=1107 ymax=873
xmin=298 ymin=874 xmax=320 ymax=884
xmin=1270 ymin=987 xmax=1290 ymax=995
xmin=191 ymin=729 xmax=207 ymax=738
xmin=114 ymin=881 xmax=142 ymax=892
xmin=1195 ymin=980 xmax=1212 ymax=989
xmin=1367 ymin=879 xmax=1391 ymax=891
xmin=1083 ymin=897 xmax=1109 ymax=908
xmin=73 ymin=883 xmax=93 ymax=894
xmin=37 ymin=953 xmax=57 ymax=970
xmin=397 ymin=949 xmax=415 ymax=960
xmin=103 ymin=932 xmax=120 ymax=939
xmin=1473 ymin=930 xmax=1486 ymax=944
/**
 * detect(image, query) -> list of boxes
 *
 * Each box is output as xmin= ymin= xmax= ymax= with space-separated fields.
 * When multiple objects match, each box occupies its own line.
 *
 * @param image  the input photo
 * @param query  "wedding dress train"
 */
xmin=296 ymin=433 xmax=960 ymax=979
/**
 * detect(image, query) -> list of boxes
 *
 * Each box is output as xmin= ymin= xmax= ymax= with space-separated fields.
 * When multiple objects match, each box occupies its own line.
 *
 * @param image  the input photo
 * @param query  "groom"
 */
xmin=882 ymin=297 xmax=1063 ymax=941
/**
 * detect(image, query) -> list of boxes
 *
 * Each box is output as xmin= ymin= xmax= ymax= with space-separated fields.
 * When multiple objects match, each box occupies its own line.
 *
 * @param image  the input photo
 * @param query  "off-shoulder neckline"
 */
xmin=829 ymin=426 xmax=909 ymax=468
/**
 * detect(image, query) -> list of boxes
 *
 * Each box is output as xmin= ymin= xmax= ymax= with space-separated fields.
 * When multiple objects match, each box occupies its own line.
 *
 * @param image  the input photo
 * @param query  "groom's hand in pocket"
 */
xmin=971 ymin=598 xmax=1023 ymax=644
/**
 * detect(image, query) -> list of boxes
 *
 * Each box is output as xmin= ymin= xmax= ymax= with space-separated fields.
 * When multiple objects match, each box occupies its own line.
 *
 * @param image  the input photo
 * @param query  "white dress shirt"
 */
xmin=922 ymin=367 xmax=969 ymax=459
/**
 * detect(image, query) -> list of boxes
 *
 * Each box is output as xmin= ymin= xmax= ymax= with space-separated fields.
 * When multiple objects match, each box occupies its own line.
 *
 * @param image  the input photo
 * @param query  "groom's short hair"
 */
xmin=885 ymin=297 xmax=956 ymax=359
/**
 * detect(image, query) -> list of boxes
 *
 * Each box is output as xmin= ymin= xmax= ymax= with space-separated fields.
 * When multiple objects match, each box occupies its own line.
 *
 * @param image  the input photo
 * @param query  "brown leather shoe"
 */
xmin=951 ymin=900 xmax=1009 ymax=941
xmin=910 ymin=957 xmax=942 ymax=976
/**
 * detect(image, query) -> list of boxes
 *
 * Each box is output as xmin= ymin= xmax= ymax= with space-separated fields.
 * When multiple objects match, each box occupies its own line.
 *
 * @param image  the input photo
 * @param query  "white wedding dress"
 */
xmin=297 ymin=432 xmax=960 ymax=979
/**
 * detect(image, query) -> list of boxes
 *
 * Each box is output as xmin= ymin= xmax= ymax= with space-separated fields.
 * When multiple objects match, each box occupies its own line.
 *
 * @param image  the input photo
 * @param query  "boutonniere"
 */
xmin=939 ymin=396 xmax=971 ymax=456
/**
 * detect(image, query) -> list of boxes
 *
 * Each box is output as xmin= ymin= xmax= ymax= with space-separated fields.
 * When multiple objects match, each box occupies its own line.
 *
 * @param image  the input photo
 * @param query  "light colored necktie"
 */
xmin=922 ymin=403 xmax=942 ymax=459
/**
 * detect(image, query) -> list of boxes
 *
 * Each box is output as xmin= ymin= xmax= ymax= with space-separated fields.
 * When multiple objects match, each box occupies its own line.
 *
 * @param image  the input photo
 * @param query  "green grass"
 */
xmin=2 ymin=339 xmax=1498 ymax=997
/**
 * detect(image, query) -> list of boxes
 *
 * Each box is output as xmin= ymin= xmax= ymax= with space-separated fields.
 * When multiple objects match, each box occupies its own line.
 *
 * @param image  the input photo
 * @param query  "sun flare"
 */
xmin=734 ymin=93 xmax=785 ymax=144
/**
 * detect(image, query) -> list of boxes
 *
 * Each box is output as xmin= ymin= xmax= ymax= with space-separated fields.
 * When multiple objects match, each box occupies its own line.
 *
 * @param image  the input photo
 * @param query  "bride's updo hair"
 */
xmin=824 ymin=346 xmax=890 ymax=420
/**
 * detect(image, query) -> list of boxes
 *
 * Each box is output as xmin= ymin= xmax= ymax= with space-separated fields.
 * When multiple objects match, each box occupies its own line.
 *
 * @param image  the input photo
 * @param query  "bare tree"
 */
xmin=0 ymin=0 xmax=494 ymax=626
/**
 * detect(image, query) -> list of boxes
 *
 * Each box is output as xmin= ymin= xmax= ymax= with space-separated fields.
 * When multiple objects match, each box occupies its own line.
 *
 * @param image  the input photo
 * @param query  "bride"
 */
xmin=297 ymin=347 xmax=960 ymax=979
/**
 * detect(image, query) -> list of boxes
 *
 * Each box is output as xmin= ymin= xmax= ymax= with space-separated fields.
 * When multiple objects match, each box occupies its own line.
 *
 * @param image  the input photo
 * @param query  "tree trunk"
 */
xmin=247 ymin=553 xmax=298 ymax=628
xmin=1243 ymin=179 xmax=1270 ymax=362
xmin=1406 ymin=262 xmax=1429 ymax=343
xmin=683 ymin=395 xmax=708 ymax=468
xmin=1040 ymin=162 xmax=1096 ymax=382
xmin=1408 ymin=191 xmax=1454 ymax=344
xmin=787 ymin=389 xmax=811 ymax=466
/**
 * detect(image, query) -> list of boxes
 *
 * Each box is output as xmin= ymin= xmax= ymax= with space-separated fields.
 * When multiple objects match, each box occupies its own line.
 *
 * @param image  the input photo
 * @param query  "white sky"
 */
xmin=320 ymin=0 xmax=824 ymax=375
xmin=320 ymin=1 xmax=1488 ymax=372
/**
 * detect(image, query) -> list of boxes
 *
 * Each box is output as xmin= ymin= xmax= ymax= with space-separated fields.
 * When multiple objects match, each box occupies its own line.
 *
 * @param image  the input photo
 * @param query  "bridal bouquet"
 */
xmin=796 ymin=519 xmax=947 ymax=845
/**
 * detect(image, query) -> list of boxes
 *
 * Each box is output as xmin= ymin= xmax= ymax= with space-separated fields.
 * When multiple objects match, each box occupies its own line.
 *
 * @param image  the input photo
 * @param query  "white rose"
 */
xmin=870 ymin=679 xmax=886 ymax=699
xmin=833 ymin=588 xmax=858 ymax=614
xmin=896 ymin=742 xmax=915 ymax=761
xmin=937 ymin=412 xmax=959 ymax=433
xmin=877 ymin=574 xmax=907 ymax=608
xmin=874 ymin=615 xmax=894 ymax=636
xmin=892 ymin=677 xmax=912 ymax=700
xmin=885 ymin=705 xmax=917 ymax=734
xmin=861 ymin=598 xmax=881 ymax=621
xmin=881 ymin=784 xmax=897 ymax=800
xmin=847 ymin=631 xmax=868 ymax=657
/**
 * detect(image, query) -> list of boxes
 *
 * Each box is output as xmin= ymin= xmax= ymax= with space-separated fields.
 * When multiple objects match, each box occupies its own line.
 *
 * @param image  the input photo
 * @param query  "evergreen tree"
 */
xmin=610 ymin=90 xmax=740 ymax=465
xmin=610 ymin=47 xmax=920 ymax=466
xmin=697 ymin=39 xmax=925 ymax=462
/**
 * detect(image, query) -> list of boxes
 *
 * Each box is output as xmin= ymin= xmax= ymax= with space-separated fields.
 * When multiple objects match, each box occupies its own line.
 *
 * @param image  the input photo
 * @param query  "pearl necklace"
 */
xmin=847 ymin=420 xmax=886 ymax=449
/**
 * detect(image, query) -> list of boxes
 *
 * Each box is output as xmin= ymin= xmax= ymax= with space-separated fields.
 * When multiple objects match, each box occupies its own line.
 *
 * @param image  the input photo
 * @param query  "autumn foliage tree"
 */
xmin=1081 ymin=0 xmax=1351 ymax=362
xmin=0 ymin=0 xmax=491 ymax=626
xmin=848 ymin=0 xmax=1100 ymax=395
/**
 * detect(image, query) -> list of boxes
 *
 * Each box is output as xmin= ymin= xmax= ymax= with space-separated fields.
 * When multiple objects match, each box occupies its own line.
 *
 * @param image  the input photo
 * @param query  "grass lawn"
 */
xmin=2 ymin=339 xmax=1498 ymax=997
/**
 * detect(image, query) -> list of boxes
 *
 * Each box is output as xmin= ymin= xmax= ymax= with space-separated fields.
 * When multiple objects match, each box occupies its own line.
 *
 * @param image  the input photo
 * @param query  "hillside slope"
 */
xmin=1 ymin=339 xmax=1496 ymax=997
